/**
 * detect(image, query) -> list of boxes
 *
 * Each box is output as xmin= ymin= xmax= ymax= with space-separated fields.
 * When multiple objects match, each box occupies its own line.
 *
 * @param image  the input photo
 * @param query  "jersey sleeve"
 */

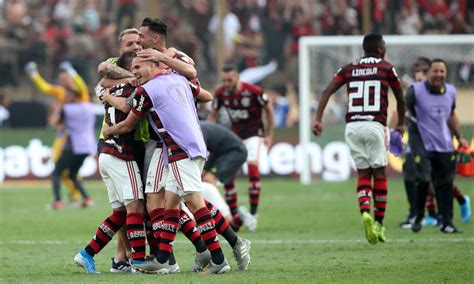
xmin=333 ymin=67 xmax=346 ymax=84
xmin=388 ymin=66 xmax=401 ymax=88
xmin=31 ymin=73 xmax=65 ymax=103
xmin=211 ymin=91 xmax=222 ymax=110
xmin=189 ymin=78 xmax=201 ymax=98
xmin=256 ymin=91 xmax=269 ymax=107
xmin=131 ymin=87 xmax=153 ymax=117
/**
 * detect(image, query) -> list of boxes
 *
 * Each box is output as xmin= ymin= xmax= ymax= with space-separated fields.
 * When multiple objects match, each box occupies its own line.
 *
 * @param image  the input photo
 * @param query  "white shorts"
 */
xmin=143 ymin=140 xmax=158 ymax=179
xmin=145 ymin=148 xmax=166 ymax=194
xmin=243 ymin=136 xmax=268 ymax=163
xmin=165 ymin=157 xmax=205 ymax=197
xmin=345 ymin=121 xmax=389 ymax=169
xmin=202 ymin=182 xmax=231 ymax=218
xmin=98 ymin=153 xmax=144 ymax=208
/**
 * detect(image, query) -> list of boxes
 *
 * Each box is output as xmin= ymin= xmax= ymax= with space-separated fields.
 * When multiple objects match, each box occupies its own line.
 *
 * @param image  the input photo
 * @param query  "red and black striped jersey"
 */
xmin=102 ymin=83 xmax=136 ymax=161
xmin=131 ymin=86 xmax=190 ymax=163
xmin=212 ymin=82 xmax=268 ymax=139
xmin=334 ymin=56 xmax=401 ymax=126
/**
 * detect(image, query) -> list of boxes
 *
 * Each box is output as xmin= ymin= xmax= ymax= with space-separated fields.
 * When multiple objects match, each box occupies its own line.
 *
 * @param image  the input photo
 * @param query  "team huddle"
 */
xmin=26 ymin=15 xmax=470 ymax=275
xmin=64 ymin=17 xmax=274 ymax=274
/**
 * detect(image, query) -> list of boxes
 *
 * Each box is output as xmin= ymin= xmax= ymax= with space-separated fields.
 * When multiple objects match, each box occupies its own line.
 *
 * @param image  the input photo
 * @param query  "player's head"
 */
xmin=117 ymin=51 xmax=136 ymax=71
xmin=131 ymin=55 xmax=160 ymax=85
xmin=58 ymin=70 xmax=75 ymax=90
xmin=412 ymin=57 xmax=430 ymax=82
xmin=118 ymin=28 xmax=142 ymax=54
xmin=427 ymin=58 xmax=447 ymax=88
xmin=64 ymin=86 xmax=81 ymax=103
xmin=362 ymin=34 xmax=386 ymax=58
xmin=221 ymin=65 xmax=239 ymax=92
xmin=140 ymin=17 xmax=167 ymax=49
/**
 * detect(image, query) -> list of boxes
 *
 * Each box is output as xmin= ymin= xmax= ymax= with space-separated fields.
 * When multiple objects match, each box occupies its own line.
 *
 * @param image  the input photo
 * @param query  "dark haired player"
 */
xmin=208 ymin=65 xmax=274 ymax=232
xmin=312 ymin=34 xmax=405 ymax=244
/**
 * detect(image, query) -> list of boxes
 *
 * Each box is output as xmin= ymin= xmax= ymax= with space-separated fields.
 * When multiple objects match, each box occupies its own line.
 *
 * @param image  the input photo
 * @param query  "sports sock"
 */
xmin=126 ymin=213 xmax=146 ymax=261
xmin=194 ymin=206 xmax=224 ymax=264
xmin=179 ymin=209 xmax=207 ymax=253
xmin=356 ymin=175 xmax=372 ymax=214
xmin=425 ymin=191 xmax=437 ymax=217
xmin=205 ymin=200 xmax=238 ymax=247
xmin=373 ymin=177 xmax=388 ymax=224
xmin=230 ymin=215 xmax=243 ymax=231
xmin=248 ymin=163 xmax=261 ymax=215
xmin=149 ymin=207 xmax=165 ymax=243
xmin=453 ymin=185 xmax=466 ymax=205
xmin=85 ymin=210 xmax=126 ymax=256
xmin=156 ymin=209 xmax=180 ymax=264
xmin=225 ymin=178 xmax=239 ymax=217
xmin=144 ymin=212 xmax=158 ymax=257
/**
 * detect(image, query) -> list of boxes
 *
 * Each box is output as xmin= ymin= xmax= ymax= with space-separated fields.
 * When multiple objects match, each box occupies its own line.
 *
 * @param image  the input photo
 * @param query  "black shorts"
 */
xmin=132 ymin=140 xmax=145 ymax=176
xmin=204 ymin=148 xmax=247 ymax=184
xmin=403 ymin=152 xmax=416 ymax=182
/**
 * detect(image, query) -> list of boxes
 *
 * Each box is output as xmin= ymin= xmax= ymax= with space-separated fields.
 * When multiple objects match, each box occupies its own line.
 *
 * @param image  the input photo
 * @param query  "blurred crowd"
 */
xmin=0 ymin=0 xmax=473 ymax=128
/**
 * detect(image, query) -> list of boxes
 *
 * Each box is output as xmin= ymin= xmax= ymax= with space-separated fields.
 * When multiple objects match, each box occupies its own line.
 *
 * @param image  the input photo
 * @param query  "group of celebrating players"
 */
xmin=25 ymin=14 xmax=470 ymax=275
xmin=64 ymin=17 xmax=274 ymax=274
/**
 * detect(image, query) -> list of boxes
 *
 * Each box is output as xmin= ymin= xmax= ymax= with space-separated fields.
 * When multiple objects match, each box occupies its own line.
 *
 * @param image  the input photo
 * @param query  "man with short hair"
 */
xmin=407 ymin=59 xmax=468 ymax=234
xmin=208 ymin=65 xmax=274 ymax=232
xmin=312 ymin=34 xmax=405 ymax=244
xmin=74 ymin=51 xmax=159 ymax=274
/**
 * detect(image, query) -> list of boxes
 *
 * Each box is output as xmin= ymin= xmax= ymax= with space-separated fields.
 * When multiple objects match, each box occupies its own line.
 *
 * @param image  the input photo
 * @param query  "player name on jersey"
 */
xmin=352 ymin=68 xmax=378 ymax=76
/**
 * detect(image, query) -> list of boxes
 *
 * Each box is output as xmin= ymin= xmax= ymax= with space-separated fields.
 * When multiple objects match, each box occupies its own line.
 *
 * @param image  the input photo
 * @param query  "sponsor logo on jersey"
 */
xmin=241 ymin=90 xmax=252 ymax=96
xmin=350 ymin=114 xmax=375 ymax=121
xmin=359 ymin=57 xmax=382 ymax=64
xmin=241 ymin=97 xmax=251 ymax=107
xmin=136 ymin=95 xmax=145 ymax=112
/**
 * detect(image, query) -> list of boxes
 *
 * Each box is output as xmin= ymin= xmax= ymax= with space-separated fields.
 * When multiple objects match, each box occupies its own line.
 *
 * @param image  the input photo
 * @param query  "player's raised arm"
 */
xmin=137 ymin=48 xmax=197 ymax=80
xmin=312 ymin=79 xmax=344 ymax=137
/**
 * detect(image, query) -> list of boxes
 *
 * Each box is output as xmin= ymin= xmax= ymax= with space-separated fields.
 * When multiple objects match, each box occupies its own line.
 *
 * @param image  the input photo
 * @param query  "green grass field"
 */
xmin=1 ymin=178 xmax=473 ymax=283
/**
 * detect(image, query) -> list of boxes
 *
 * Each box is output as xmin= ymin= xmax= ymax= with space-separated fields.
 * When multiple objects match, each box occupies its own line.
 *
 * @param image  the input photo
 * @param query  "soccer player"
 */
xmin=103 ymin=56 xmax=231 ymax=274
xmin=24 ymin=61 xmax=93 ymax=208
xmin=95 ymin=28 xmax=149 ymax=273
xmin=208 ymin=65 xmax=275 ymax=232
xmin=200 ymin=120 xmax=252 ymax=230
xmin=312 ymin=34 xmax=405 ymax=244
xmin=74 ymin=51 xmax=160 ymax=274
xmin=407 ymin=59 xmax=468 ymax=234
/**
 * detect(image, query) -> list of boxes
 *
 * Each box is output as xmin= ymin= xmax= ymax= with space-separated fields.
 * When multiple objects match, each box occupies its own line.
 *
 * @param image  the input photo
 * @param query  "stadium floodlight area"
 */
xmin=298 ymin=35 xmax=474 ymax=185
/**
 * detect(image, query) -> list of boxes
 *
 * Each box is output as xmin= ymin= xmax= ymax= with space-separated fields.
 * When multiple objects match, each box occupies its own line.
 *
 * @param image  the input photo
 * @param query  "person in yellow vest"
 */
xmin=25 ymin=61 xmax=94 ymax=209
